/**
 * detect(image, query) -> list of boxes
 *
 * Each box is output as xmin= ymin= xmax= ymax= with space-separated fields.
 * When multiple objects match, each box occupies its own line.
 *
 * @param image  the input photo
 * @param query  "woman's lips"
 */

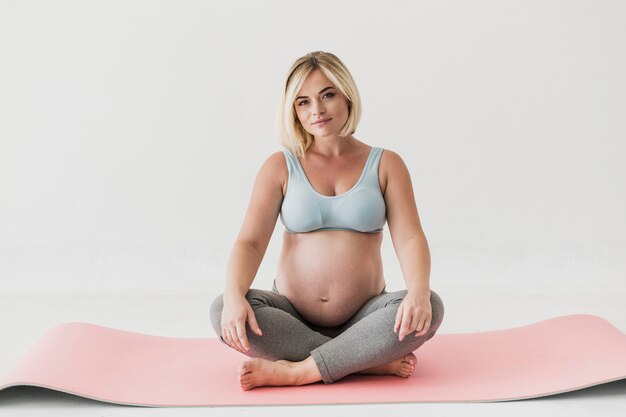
xmin=313 ymin=118 xmax=331 ymax=126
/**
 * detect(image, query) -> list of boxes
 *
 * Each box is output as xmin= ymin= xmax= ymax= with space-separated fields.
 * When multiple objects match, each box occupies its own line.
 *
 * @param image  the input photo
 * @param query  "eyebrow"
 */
xmin=296 ymin=86 xmax=335 ymax=100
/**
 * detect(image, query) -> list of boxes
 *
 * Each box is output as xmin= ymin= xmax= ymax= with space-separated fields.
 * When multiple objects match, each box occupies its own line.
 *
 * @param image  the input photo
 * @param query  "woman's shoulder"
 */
xmin=258 ymin=149 xmax=289 ymax=174
xmin=365 ymin=143 xmax=399 ymax=160
xmin=378 ymin=147 xmax=410 ymax=191
xmin=255 ymin=150 xmax=289 ymax=195
xmin=378 ymin=146 xmax=404 ymax=166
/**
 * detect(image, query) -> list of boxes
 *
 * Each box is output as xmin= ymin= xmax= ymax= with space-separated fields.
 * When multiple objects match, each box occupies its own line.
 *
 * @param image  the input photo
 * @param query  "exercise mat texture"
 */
xmin=1 ymin=314 xmax=625 ymax=406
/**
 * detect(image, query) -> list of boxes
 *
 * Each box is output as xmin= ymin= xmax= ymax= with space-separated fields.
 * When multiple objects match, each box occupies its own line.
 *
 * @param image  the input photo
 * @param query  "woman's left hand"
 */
xmin=394 ymin=292 xmax=432 ymax=341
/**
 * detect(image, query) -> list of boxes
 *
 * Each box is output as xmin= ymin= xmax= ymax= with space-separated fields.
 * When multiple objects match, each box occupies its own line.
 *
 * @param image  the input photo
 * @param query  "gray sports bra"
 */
xmin=279 ymin=146 xmax=387 ymax=233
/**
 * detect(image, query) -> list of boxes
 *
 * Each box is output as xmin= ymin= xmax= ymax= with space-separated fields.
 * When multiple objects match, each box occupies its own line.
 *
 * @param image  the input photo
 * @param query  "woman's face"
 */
xmin=293 ymin=69 xmax=350 ymax=138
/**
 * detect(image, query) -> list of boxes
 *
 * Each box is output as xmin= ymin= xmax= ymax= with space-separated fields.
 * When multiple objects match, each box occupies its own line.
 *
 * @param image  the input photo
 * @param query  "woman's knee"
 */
xmin=209 ymin=293 xmax=224 ymax=336
xmin=389 ymin=289 xmax=444 ymax=330
xmin=429 ymin=290 xmax=445 ymax=333
xmin=208 ymin=289 xmax=273 ymax=335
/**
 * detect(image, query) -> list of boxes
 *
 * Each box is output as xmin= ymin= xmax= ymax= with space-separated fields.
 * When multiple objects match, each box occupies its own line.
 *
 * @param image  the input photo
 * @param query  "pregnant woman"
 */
xmin=210 ymin=51 xmax=444 ymax=391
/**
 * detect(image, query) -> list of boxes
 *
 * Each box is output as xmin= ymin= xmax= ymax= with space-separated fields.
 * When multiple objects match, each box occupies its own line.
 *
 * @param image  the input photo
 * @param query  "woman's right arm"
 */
xmin=221 ymin=241 xmax=265 ymax=353
xmin=220 ymin=151 xmax=286 ymax=353
xmin=224 ymin=242 xmax=265 ymax=300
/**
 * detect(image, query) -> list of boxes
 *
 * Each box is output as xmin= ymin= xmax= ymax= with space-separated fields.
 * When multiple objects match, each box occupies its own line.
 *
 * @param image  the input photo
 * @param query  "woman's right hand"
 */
xmin=221 ymin=294 xmax=263 ymax=353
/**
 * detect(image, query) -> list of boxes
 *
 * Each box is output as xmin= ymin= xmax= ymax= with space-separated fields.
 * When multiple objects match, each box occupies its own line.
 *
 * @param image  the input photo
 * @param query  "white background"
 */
xmin=1 ymin=0 xmax=625 ymax=415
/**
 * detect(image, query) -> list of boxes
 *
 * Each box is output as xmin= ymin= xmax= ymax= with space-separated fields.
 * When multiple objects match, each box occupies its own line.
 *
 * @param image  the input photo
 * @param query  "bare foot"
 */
xmin=357 ymin=353 xmax=417 ymax=378
xmin=238 ymin=357 xmax=321 ymax=390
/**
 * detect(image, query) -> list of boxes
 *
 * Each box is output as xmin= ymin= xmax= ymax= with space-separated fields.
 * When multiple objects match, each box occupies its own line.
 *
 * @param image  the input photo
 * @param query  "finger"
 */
xmin=415 ymin=318 xmax=431 ymax=337
xmin=394 ymin=305 xmax=403 ymax=333
xmin=247 ymin=309 xmax=263 ymax=336
xmin=399 ymin=309 xmax=412 ymax=341
xmin=223 ymin=328 xmax=237 ymax=349
xmin=226 ymin=326 xmax=244 ymax=352
xmin=414 ymin=319 xmax=430 ymax=335
xmin=223 ymin=327 xmax=236 ymax=350
xmin=235 ymin=322 xmax=250 ymax=352
xmin=409 ymin=312 xmax=421 ymax=334
xmin=412 ymin=315 xmax=424 ymax=336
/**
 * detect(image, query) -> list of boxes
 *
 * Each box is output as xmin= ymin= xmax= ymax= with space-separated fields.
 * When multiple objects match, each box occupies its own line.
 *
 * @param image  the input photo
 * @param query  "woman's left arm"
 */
xmin=381 ymin=150 xmax=432 ymax=342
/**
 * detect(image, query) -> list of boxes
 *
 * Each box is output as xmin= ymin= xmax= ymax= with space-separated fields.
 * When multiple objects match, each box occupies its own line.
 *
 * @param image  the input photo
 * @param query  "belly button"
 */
xmin=320 ymin=297 xmax=328 ymax=302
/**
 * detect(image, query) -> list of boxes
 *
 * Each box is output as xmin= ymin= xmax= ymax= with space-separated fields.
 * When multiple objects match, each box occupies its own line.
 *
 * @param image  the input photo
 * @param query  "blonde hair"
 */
xmin=275 ymin=51 xmax=362 ymax=159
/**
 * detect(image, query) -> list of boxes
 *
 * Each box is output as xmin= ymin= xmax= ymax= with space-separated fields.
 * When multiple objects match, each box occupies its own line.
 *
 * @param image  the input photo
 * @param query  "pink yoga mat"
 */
xmin=1 ymin=314 xmax=625 ymax=406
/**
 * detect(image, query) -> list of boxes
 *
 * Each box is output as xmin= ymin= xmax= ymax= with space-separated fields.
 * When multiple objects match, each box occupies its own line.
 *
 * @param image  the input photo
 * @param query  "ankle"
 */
xmin=292 ymin=357 xmax=322 ymax=385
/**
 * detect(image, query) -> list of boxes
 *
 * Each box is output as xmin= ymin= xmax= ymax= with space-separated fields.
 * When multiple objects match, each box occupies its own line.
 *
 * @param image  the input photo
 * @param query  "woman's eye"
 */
xmin=296 ymin=93 xmax=333 ymax=106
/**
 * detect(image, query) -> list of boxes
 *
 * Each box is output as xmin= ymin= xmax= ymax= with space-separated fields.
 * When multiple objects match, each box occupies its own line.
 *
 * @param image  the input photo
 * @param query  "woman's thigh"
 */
xmin=210 ymin=288 xmax=301 ymax=334
xmin=210 ymin=284 xmax=338 ymax=339
xmin=210 ymin=285 xmax=337 ymax=361
xmin=336 ymin=289 xmax=445 ymax=335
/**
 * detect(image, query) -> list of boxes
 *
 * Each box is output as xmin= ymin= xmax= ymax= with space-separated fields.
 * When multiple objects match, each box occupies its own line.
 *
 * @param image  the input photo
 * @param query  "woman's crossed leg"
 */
xmin=209 ymin=285 xmax=444 ymax=389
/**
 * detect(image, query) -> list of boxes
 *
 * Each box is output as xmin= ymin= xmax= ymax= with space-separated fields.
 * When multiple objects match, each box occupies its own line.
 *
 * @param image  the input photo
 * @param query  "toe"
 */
xmin=398 ymin=362 xmax=412 ymax=377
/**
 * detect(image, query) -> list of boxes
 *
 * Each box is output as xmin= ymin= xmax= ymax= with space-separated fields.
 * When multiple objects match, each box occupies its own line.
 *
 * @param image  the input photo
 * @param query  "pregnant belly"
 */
xmin=277 ymin=230 xmax=385 ymax=327
xmin=282 ymin=280 xmax=383 ymax=327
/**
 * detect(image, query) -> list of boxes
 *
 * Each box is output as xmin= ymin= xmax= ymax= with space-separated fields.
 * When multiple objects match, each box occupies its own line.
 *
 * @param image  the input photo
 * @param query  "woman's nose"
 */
xmin=312 ymin=102 xmax=325 ymax=115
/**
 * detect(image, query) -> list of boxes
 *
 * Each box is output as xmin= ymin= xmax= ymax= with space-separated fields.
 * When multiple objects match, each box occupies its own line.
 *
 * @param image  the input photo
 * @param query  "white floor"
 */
xmin=0 ymin=285 xmax=625 ymax=416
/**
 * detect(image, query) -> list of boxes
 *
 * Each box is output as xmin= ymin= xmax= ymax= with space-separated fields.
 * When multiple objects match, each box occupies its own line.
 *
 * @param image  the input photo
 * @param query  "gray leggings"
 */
xmin=209 ymin=279 xmax=444 ymax=384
